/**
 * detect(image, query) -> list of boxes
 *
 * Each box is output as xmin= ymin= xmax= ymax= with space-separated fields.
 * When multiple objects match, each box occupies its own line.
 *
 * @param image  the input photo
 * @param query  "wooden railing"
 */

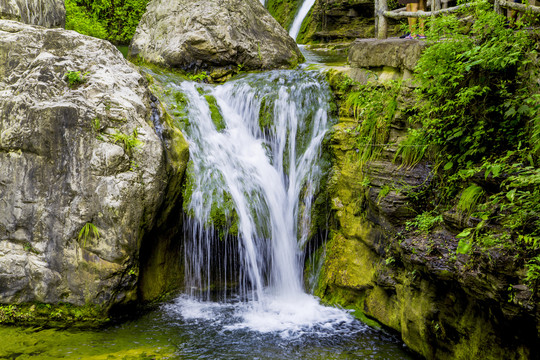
xmin=374 ymin=0 xmax=540 ymax=39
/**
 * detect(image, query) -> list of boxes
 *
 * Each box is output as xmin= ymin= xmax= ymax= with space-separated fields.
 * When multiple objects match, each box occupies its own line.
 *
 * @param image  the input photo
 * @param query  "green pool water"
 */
xmin=0 ymin=297 xmax=415 ymax=360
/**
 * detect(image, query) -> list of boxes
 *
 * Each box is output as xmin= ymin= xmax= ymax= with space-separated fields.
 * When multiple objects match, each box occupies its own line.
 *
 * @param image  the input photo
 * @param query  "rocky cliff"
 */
xmin=267 ymin=0 xmax=402 ymax=43
xmin=0 ymin=0 xmax=65 ymax=27
xmin=0 ymin=20 xmax=188 ymax=316
xmin=307 ymin=38 xmax=540 ymax=359
xmin=129 ymin=0 xmax=303 ymax=80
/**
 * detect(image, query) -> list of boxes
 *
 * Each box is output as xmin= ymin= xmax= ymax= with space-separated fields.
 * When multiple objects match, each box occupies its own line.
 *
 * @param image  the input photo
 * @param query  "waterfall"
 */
xmin=150 ymin=68 xmax=353 ymax=333
xmin=181 ymin=70 xmax=329 ymax=300
xmin=289 ymin=0 xmax=317 ymax=41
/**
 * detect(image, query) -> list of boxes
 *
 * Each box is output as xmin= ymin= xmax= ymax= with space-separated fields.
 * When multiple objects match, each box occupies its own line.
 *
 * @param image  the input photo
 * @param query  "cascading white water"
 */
xmin=182 ymin=71 xmax=327 ymax=299
xmin=289 ymin=0 xmax=317 ymax=41
xmin=150 ymin=69 xmax=357 ymax=334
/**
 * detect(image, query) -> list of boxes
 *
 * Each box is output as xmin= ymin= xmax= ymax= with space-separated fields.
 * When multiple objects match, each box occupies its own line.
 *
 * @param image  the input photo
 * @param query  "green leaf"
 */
xmin=491 ymin=164 xmax=502 ymax=178
xmin=457 ymin=238 xmax=473 ymax=254
xmin=506 ymin=189 xmax=516 ymax=202
xmin=456 ymin=228 xmax=472 ymax=238
xmin=444 ymin=162 xmax=454 ymax=171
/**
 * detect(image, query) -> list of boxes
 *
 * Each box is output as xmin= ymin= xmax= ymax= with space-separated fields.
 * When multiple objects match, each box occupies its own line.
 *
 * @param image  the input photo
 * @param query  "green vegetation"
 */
xmin=188 ymin=72 xmax=208 ymax=82
xmin=205 ymin=95 xmax=226 ymax=131
xmin=65 ymin=0 xmax=149 ymax=44
xmin=0 ymin=303 xmax=107 ymax=327
xmin=344 ymin=80 xmax=402 ymax=171
xmin=405 ymin=211 xmax=443 ymax=234
xmin=64 ymin=70 xmax=88 ymax=88
xmin=110 ymin=128 xmax=143 ymax=155
xmin=326 ymin=1 xmax=539 ymax=287
xmin=65 ymin=0 xmax=108 ymax=39
xmin=78 ymin=222 xmax=100 ymax=248
xmin=182 ymin=162 xmax=239 ymax=240
xmin=391 ymin=2 xmax=540 ymax=281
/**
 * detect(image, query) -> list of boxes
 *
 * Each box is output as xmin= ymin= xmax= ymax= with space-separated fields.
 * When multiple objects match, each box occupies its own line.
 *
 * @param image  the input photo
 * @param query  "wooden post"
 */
xmin=377 ymin=0 xmax=388 ymax=39
xmin=374 ymin=0 xmax=379 ymax=38
xmin=494 ymin=0 xmax=504 ymax=15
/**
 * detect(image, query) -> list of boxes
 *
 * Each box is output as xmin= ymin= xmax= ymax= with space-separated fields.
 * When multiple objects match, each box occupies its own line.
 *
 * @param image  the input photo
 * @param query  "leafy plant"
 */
xmin=65 ymin=0 xmax=108 ymax=39
xmin=457 ymin=184 xmax=485 ymax=216
xmin=389 ymin=2 xmax=539 ymax=265
xmin=377 ymin=185 xmax=391 ymax=204
xmin=406 ymin=211 xmax=443 ymax=234
xmin=78 ymin=222 xmax=100 ymax=248
xmin=64 ymin=71 xmax=88 ymax=88
xmin=188 ymin=72 xmax=208 ymax=82
xmin=110 ymin=128 xmax=142 ymax=155
xmin=92 ymin=117 xmax=101 ymax=132
xmin=412 ymin=2 xmax=535 ymax=171
xmin=66 ymin=0 xmax=149 ymax=43
xmin=345 ymin=81 xmax=402 ymax=167
xmin=394 ymin=128 xmax=429 ymax=169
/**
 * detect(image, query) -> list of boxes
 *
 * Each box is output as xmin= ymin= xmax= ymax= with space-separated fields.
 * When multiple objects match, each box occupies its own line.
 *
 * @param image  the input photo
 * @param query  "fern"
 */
xmin=78 ymin=222 xmax=100 ymax=248
xmin=345 ymin=81 xmax=402 ymax=167
xmin=457 ymin=184 xmax=485 ymax=216
xmin=394 ymin=128 xmax=429 ymax=169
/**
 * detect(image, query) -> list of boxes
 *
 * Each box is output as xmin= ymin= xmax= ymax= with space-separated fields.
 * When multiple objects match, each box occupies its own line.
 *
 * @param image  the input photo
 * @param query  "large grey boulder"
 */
xmin=129 ymin=0 xmax=303 ymax=77
xmin=0 ymin=20 xmax=188 ymax=308
xmin=0 ymin=0 xmax=65 ymax=27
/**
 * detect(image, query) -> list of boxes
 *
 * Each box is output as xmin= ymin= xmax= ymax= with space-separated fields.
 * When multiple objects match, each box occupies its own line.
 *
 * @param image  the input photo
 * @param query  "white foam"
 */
xmin=166 ymin=292 xmax=363 ymax=339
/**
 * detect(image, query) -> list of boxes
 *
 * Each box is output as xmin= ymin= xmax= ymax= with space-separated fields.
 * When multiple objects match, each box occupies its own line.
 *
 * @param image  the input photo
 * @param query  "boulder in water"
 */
xmin=0 ymin=0 xmax=65 ymax=28
xmin=129 ymin=0 xmax=303 ymax=79
xmin=0 ymin=20 xmax=188 ymax=311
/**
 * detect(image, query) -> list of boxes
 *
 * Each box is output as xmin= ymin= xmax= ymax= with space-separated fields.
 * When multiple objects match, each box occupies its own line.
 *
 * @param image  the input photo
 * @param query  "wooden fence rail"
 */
xmin=375 ymin=0 xmax=540 ymax=39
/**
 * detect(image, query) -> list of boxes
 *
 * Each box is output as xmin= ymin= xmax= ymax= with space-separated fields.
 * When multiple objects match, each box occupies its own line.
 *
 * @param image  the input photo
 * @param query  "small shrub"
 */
xmin=64 ymin=70 xmax=88 ymax=88
xmin=110 ymin=128 xmax=142 ymax=155
xmin=406 ymin=211 xmax=443 ymax=234
xmin=188 ymin=72 xmax=208 ymax=82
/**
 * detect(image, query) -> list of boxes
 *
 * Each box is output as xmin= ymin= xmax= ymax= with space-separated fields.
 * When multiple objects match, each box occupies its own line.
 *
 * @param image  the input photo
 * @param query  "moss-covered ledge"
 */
xmin=0 ymin=303 xmax=109 ymax=328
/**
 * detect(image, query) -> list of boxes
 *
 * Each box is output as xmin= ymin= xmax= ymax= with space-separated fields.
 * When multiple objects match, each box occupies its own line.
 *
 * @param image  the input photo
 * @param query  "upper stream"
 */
xmin=0 ymin=50 xmax=413 ymax=360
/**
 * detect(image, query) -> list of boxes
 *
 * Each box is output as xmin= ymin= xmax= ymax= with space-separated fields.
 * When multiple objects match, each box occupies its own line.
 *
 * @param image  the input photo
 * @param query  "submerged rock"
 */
xmin=129 ymin=0 xmax=303 ymax=77
xmin=0 ymin=0 xmax=65 ymax=27
xmin=0 ymin=20 xmax=188 ymax=311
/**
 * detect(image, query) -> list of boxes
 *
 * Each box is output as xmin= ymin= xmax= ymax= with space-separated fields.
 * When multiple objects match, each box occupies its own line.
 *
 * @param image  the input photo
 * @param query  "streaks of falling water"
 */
xmin=289 ymin=0 xmax=317 ymax=41
xmin=150 ymin=69 xmax=359 ymax=334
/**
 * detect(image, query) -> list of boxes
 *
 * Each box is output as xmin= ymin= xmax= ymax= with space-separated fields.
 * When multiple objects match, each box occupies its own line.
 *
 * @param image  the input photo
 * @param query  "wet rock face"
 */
xmin=313 ymin=68 xmax=540 ymax=359
xmin=0 ymin=20 xmax=176 ymax=307
xmin=0 ymin=0 xmax=65 ymax=27
xmin=129 ymin=0 xmax=303 ymax=76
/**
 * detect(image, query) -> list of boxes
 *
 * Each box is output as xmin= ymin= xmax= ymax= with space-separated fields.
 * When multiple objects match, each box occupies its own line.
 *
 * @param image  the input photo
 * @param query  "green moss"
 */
xmin=0 ymin=323 xmax=177 ymax=359
xmin=0 ymin=303 xmax=108 ymax=327
xmin=208 ymin=190 xmax=239 ymax=239
xmin=321 ymin=285 xmax=382 ymax=329
xmin=258 ymin=96 xmax=274 ymax=132
xmin=182 ymin=162 xmax=239 ymax=239
xmin=205 ymin=95 xmax=226 ymax=131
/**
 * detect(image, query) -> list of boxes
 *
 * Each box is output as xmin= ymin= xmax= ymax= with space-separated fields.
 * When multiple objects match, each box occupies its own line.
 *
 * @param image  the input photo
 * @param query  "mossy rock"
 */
xmin=205 ymin=94 xmax=226 ymax=131
xmin=0 ymin=303 xmax=108 ymax=328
